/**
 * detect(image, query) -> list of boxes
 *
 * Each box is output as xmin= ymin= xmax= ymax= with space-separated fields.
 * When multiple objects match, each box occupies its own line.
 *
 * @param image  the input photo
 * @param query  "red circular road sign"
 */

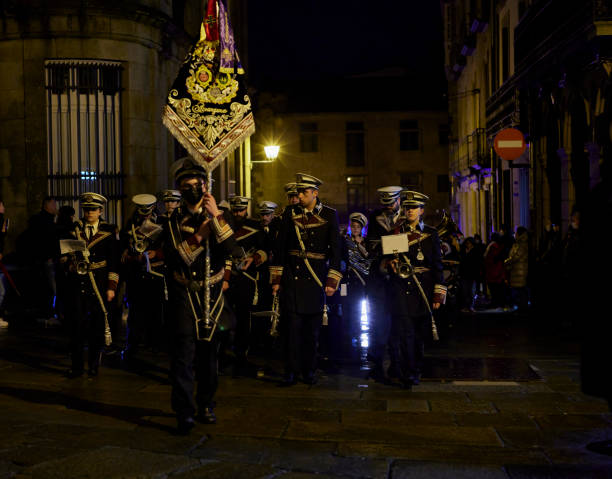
xmin=494 ymin=128 xmax=526 ymax=160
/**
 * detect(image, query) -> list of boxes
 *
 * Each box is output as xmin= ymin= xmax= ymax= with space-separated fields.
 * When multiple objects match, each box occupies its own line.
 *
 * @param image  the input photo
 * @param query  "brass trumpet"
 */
xmin=76 ymin=261 xmax=90 ymax=275
xmin=133 ymin=239 xmax=147 ymax=253
xmin=392 ymin=253 xmax=414 ymax=279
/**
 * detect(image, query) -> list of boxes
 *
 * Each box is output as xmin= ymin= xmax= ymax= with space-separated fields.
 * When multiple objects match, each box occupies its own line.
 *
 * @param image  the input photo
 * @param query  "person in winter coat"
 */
xmin=504 ymin=227 xmax=529 ymax=311
xmin=483 ymin=233 xmax=506 ymax=309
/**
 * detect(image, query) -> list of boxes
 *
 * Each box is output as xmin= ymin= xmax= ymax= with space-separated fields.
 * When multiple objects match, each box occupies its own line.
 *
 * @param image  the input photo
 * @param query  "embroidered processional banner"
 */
xmin=162 ymin=0 xmax=255 ymax=172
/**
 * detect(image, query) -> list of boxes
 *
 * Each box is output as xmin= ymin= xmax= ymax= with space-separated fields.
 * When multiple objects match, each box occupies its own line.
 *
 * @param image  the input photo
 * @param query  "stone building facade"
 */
xmin=250 ymin=108 xmax=450 ymax=226
xmin=444 ymin=0 xmax=612 ymax=240
xmin=0 ymin=0 xmax=250 ymax=249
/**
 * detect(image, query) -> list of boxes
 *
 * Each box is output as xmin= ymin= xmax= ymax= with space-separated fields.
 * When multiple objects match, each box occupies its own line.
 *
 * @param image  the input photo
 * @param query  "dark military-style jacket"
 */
xmin=366 ymin=208 xmax=401 ymax=266
xmin=160 ymin=205 xmax=236 ymax=335
xmin=228 ymin=217 xmax=268 ymax=306
xmin=120 ymin=214 xmax=164 ymax=274
xmin=379 ymin=221 xmax=446 ymax=317
xmin=270 ymin=200 xmax=342 ymax=315
xmin=64 ymin=220 xmax=120 ymax=304
xmin=342 ymin=234 xmax=371 ymax=290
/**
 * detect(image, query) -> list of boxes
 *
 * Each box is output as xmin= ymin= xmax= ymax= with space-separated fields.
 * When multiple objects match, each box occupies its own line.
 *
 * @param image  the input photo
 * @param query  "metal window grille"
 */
xmin=45 ymin=59 xmax=125 ymax=226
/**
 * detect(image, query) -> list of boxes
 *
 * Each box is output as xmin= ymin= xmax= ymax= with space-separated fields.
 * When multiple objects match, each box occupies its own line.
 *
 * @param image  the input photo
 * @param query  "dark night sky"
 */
xmin=247 ymin=0 xmax=446 ymax=85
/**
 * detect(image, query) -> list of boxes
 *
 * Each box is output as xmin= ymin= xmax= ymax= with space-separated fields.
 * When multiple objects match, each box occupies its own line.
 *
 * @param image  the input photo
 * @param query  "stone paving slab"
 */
xmin=341 ymin=410 xmax=455 ymax=427
xmin=389 ymin=460 xmax=508 ymax=478
xmin=284 ymin=420 xmax=503 ymax=446
xmin=191 ymin=436 xmax=390 ymax=478
xmin=495 ymin=426 xmax=612 ymax=450
xmin=386 ymin=398 xmax=430 ymax=412
xmin=190 ymin=436 xmax=336 ymax=464
xmin=168 ymin=461 xmax=279 ymax=479
xmin=219 ymin=395 xmax=388 ymax=411
xmin=543 ymin=446 xmax=612 ymax=466
xmin=429 ymin=399 xmax=498 ymax=414
xmin=506 ymin=464 xmax=612 ymax=479
xmin=454 ymin=412 xmax=539 ymax=428
xmin=534 ymin=414 xmax=612 ymax=431
xmin=336 ymin=443 xmax=550 ymax=466
xmin=19 ymin=446 xmax=199 ymax=479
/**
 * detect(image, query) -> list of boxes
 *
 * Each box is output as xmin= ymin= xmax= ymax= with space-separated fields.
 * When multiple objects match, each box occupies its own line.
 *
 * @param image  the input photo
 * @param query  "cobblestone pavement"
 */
xmin=0 ymin=314 xmax=611 ymax=478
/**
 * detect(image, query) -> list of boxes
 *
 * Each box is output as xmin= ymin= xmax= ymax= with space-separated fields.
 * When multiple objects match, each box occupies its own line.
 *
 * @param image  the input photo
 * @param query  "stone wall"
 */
xmin=0 ymin=0 xmax=200 ymax=250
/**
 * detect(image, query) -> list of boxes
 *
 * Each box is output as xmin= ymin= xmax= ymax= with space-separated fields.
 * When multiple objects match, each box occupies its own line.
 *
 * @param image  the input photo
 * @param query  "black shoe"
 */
xmin=401 ymin=380 xmax=413 ymax=390
xmin=303 ymin=374 xmax=318 ymax=385
xmin=177 ymin=416 xmax=195 ymax=435
xmin=65 ymin=368 xmax=84 ymax=379
xmin=278 ymin=373 xmax=297 ymax=387
xmin=196 ymin=407 xmax=217 ymax=424
xmin=87 ymin=366 xmax=99 ymax=377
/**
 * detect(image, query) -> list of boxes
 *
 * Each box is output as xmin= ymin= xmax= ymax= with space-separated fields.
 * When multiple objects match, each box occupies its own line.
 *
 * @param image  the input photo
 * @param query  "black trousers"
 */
xmin=228 ymin=276 xmax=256 ymax=361
xmin=389 ymin=314 xmax=427 ymax=384
xmin=170 ymin=330 xmax=221 ymax=420
xmin=282 ymin=311 xmax=321 ymax=378
xmin=369 ymin=280 xmax=391 ymax=371
xmin=68 ymin=288 xmax=106 ymax=372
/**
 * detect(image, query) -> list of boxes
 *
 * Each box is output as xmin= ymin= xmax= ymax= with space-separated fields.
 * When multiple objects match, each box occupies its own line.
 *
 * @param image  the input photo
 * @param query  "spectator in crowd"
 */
xmin=25 ymin=196 xmax=59 ymax=322
xmin=483 ymin=232 xmax=507 ymax=310
xmin=472 ymin=233 xmax=486 ymax=303
xmin=504 ymin=226 xmax=529 ymax=312
xmin=459 ymin=237 xmax=480 ymax=312
xmin=55 ymin=205 xmax=76 ymax=323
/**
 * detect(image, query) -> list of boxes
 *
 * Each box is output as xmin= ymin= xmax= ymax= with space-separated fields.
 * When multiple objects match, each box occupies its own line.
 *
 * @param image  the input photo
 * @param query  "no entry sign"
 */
xmin=494 ymin=128 xmax=526 ymax=160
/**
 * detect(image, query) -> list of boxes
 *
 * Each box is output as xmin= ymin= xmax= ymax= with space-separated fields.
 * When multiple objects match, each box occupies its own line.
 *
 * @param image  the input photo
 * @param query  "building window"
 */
xmin=346 ymin=175 xmax=367 ymax=214
xmin=45 ymin=60 xmax=124 ymax=226
xmin=346 ymin=121 xmax=365 ymax=167
xmin=437 ymin=174 xmax=450 ymax=192
xmin=400 ymin=171 xmax=423 ymax=192
xmin=299 ymin=122 xmax=319 ymax=153
xmin=438 ymin=124 xmax=450 ymax=145
xmin=501 ymin=14 xmax=510 ymax=82
xmin=399 ymin=119 xmax=420 ymax=151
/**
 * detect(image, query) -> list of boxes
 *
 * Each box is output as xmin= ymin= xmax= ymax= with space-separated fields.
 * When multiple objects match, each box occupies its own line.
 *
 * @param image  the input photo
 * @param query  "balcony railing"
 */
xmin=449 ymin=128 xmax=487 ymax=173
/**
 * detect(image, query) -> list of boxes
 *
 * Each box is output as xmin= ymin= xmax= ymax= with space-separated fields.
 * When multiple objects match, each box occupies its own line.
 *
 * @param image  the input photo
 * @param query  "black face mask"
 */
xmin=181 ymin=186 xmax=204 ymax=205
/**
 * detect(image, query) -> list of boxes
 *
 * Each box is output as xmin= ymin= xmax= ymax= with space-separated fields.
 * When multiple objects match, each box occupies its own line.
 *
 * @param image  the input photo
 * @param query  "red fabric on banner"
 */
xmin=205 ymin=0 xmax=219 ymax=41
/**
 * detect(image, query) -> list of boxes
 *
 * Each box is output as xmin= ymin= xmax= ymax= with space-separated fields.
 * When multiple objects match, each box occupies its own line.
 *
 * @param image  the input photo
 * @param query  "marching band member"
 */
xmin=270 ymin=173 xmax=342 ymax=386
xmin=379 ymin=191 xmax=446 ymax=389
xmin=62 ymin=192 xmax=119 ymax=378
xmin=366 ymin=186 xmax=403 ymax=382
xmin=226 ymin=196 xmax=268 ymax=375
xmin=161 ymin=158 xmax=237 ymax=433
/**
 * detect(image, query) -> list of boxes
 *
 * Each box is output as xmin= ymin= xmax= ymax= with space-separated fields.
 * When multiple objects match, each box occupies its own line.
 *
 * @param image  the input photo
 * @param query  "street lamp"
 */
xmin=252 ymin=145 xmax=280 ymax=163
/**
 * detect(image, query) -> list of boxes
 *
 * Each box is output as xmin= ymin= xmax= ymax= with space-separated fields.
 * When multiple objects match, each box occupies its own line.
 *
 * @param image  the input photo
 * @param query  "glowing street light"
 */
xmin=264 ymin=145 xmax=280 ymax=161
xmin=252 ymin=145 xmax=280 ymax=164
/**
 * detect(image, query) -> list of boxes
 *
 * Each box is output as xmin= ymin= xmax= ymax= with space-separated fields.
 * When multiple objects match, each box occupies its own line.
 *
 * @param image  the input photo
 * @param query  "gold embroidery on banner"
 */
xmin=168 ymin=91 xmax=252 ymax=150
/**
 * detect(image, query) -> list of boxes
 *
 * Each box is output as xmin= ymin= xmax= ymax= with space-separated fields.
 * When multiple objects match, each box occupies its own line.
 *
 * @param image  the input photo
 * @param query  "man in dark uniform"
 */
xmin=161 ymin=158 xmax=237 ymax=434
xmin=284 ymin=182 xmax=300 ymax=207
xmin=270 ymin=173 xmax=342 ymax=385
xmin=366 ymin=186 xmax=403 ymax=382
xmin=61 ymin=192 xmax=120 ymax=378
xmin=158 ymin=189 xmax=182 ymax=226
xmin=379 ymin=191 xmax=446 ymax=389
xmin=256 ymin=201 xmax=280 ymax=335
xmin=120 ymin=194 xmax=163 ymax=358
xmin=226 ymin=196 xmax=268 ymax=374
